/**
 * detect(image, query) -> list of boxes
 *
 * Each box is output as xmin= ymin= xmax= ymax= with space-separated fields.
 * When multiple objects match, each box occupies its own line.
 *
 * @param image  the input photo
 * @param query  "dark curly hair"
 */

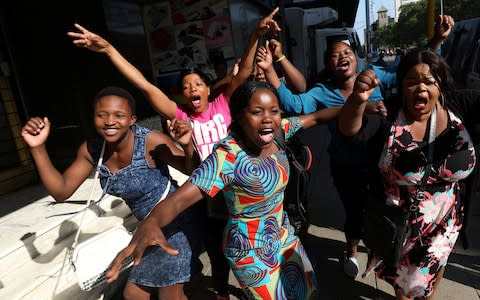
xmin=93 ymin=86 xmax=136 ymax=114
xmin=228 ymin=81 xmax=280 ymax=135
xmin=177 ymin=67 xmax=211 ymax=89
xmin=396 ymin=49 xmax=455 ymax=106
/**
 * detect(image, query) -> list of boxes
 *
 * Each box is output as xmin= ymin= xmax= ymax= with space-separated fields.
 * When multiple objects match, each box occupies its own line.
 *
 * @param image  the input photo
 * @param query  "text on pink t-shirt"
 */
xmin=176 ymin=93 xmax=231 ymax=160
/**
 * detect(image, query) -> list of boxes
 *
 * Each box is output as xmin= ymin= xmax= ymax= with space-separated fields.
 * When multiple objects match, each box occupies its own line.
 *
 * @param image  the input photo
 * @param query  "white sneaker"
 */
xmin=343 ymin=256 xmax=359 ymax=278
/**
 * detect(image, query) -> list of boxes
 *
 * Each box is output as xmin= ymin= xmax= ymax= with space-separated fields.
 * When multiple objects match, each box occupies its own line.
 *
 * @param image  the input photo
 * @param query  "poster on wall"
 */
xmin=142 ymin=0 xmax=235 ymax=94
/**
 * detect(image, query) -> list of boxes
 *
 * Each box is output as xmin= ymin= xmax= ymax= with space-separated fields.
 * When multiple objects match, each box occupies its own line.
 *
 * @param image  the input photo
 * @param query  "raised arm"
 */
xmin=223 ymin=7 xmax=281 ymax=100
xmin=106 ymin=181 xmax=204 ymax=282
xmin=258 ymin=45 xmax=323 ymax=115
xmin=257 ymin=40 xmax=282 ymax=89
xmin=21 ymin=117 xmax=94 ymax=201
xmin=427 ymin=15 xmax=455 ymax=51
xmin=269 ymin=39 xmax=307 ymax=93
xmin=210 ymin=59 xmax=240 ymax=99
xmin=338 ymin=70 xmax=380 ymax=136
xmin=67 ymin=24 xmax=177 ymax=119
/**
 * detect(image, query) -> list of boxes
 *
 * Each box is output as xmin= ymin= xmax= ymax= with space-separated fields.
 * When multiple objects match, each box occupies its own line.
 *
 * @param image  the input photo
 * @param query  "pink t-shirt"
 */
xmin=176 ymin=93 xmax=231 ymax=160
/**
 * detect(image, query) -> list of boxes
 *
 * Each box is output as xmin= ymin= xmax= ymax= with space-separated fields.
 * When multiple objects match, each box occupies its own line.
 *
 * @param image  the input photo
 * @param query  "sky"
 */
xmin=354 ymin=0 xmax=396 ymax=45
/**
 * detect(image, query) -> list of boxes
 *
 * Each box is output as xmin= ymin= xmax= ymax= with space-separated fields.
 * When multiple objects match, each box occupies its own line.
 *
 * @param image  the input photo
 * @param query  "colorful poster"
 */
xmin=143 ymin=0 xmax=231 ymax=77
xmin=204 ymin=16 xmax=232 ymax=47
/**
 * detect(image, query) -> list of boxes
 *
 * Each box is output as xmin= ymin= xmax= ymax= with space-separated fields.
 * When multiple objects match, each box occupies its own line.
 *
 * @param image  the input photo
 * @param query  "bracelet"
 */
xmin=275 ymin=55 xmax=286 ymax=63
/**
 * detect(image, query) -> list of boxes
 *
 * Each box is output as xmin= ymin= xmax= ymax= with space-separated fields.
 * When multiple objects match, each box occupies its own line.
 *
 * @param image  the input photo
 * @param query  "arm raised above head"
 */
xmin=338 ymin=70 xmax=380 ymax=136
xmin=224 ymin=7 xmax=281 ymax=100
xmin=427 ymin=15 xmax=455 ymax=52
xmin=67 ymin=23 xmax=177 ymax=120
xmin=269 ymin=39 xmax=306 ymax=93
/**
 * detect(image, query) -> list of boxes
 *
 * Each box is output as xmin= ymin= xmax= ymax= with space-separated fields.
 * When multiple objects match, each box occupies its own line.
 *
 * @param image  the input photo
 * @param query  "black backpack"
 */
xmin=275 ymin=130 xmax=313 ymax=237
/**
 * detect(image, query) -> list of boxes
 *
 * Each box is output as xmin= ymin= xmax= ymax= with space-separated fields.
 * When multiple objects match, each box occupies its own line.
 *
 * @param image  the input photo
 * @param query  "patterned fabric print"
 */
xmin=189 ymin=117 xmax=317 ymax=299
xmin=373 ymin=110 xmax=476 ymax=298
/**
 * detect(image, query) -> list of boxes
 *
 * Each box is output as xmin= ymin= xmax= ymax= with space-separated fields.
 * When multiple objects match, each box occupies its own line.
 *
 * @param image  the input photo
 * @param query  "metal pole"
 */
xmin=427 ymin=0 xmax=435 ymax=39
xmin=365 ymin=0 xmax=371 ymax=53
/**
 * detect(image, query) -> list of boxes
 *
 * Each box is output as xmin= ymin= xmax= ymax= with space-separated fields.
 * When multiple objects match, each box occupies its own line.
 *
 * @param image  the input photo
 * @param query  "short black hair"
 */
xmin=177 ymin=67 xmax=211 ymax=89
xmin=324 ymin=39 xmax=354 ymax=67
xmin=229 ymin=81 xmax=280 ymax=135
xmin=93 ymin=86 xmax=136 ymax=114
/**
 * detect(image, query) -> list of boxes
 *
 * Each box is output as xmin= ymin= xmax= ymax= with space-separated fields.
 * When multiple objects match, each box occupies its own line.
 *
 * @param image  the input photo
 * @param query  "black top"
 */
xmin=340 ymin=89 xmax=480 ymax=248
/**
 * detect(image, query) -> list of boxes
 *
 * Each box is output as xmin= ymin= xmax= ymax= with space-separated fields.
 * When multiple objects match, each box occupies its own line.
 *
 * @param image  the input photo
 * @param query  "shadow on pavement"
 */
xmin=445 ymin=251 xmax=480 ymax=291
xmin=185 ymin=273 xmax=248 ymax=300
xmin=303 ymin=233 xmax=395 ymax=300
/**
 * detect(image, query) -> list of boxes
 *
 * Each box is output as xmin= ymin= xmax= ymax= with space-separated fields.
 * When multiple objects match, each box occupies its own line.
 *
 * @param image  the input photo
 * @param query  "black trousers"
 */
xmin=203 ymin=196 xmax=230 ymax=296
xmin=331 ymin=162 xmax=369 ymax=240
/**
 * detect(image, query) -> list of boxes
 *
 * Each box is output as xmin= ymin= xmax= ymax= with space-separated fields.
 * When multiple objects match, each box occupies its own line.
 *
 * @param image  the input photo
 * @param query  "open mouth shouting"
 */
xmin=190 ymin=95 xmax=202 ymax=108
xmin=258 ymin=127 xmax=274 ymax=143
xmin=413 ymin=94 xmax=429 ymax=110
xmin=336 ymin=59 xmax=351 ymax=72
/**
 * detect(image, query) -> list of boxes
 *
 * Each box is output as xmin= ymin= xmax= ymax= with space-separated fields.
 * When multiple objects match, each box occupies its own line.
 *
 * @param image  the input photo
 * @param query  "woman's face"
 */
xmin=251 ymin=64 xmax=266 ymax=82
xmin=326 ymin=42 xmax=357 ymax=79
xmin=401 ymin=63 xmax=440 ymax=120
xmin=181 ymin=73 xmax=210 ymax=114
xmin=94 ymin=95 xmax=136 ymax=143
xmin=238 ymin=89 xmax=282 ymax=150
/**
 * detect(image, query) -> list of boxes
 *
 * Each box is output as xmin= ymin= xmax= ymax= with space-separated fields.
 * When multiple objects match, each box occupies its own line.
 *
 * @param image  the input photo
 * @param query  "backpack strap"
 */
xmin=274 ymin=128 xmax=286 ymax=150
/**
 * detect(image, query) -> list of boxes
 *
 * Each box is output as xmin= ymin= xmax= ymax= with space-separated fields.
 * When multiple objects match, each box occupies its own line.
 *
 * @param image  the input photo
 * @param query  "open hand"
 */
xmin=256 ymin=40 xmax=273 ymax=71
xmin=105 ymin=217 xmax=178 ymax=283
xmin=167 ymin=118 xmax=193 ymax=148
xmin=67 ymin=23 xmax=110 ymax=53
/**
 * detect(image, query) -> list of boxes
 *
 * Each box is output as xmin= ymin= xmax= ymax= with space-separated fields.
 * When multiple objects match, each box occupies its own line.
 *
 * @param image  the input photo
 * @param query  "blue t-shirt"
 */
xmin=370 ymin=64 xmax=397 ymax=89
xmin=277 ymin=76 xmax=386 ymax=115
xmin=276 ymin=67 xmax=396 ymax=167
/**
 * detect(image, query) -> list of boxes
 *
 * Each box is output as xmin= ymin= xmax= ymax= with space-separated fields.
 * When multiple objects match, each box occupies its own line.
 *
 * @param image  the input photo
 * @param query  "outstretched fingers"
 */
xmin=105 ymin=236 xmax=179 ymax=283
xmin=256 ymin=41 xmax=273 ymax=71
xmin=258 ymin=7 xmax=281 ymax=36
xmin=105 ymin=243 xmax=136 ymax=282
xmin=67 ymin=24 xmax=90 ymax=47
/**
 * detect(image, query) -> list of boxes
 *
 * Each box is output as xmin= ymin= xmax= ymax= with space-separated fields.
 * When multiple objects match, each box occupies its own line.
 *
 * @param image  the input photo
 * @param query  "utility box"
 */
xmin=284 ymin=4 xmax=366 ymax=82
xmin=315 ymin=27 xmax=366 ymax=73
xmin=284 ymin=6 xmax=338 ymax=81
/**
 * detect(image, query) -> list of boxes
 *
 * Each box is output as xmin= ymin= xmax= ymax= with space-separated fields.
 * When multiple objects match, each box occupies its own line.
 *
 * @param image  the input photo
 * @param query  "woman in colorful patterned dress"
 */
xmin=106 ymin=81 xmax=342 ymax=299
xmin=68 ymin=11 xmax=281 ymax=299
xmin=338 ymin=49 xmax=480 ymax=299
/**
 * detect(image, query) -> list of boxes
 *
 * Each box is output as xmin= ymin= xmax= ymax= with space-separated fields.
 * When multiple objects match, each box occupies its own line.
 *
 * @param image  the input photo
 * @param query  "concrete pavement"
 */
xmin=185 ymin=124 xmax=480 ymax=299
xmin=185 ymin=225 xmax=480 ymax=300
xmin=0 ymin=142 xmax=479 ymax=299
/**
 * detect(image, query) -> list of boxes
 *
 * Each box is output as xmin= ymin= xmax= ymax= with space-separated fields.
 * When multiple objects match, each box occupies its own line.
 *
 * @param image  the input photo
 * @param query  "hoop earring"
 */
xmin=440 ymin=92 xmax=445 ymax=107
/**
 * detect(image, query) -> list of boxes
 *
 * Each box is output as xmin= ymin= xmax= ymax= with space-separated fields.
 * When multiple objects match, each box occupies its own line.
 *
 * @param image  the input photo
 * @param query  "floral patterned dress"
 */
xmin=189 ymin=117 xmax=317 ymax=299
xmin=368 ymin=109 xmax=476 ymax=297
